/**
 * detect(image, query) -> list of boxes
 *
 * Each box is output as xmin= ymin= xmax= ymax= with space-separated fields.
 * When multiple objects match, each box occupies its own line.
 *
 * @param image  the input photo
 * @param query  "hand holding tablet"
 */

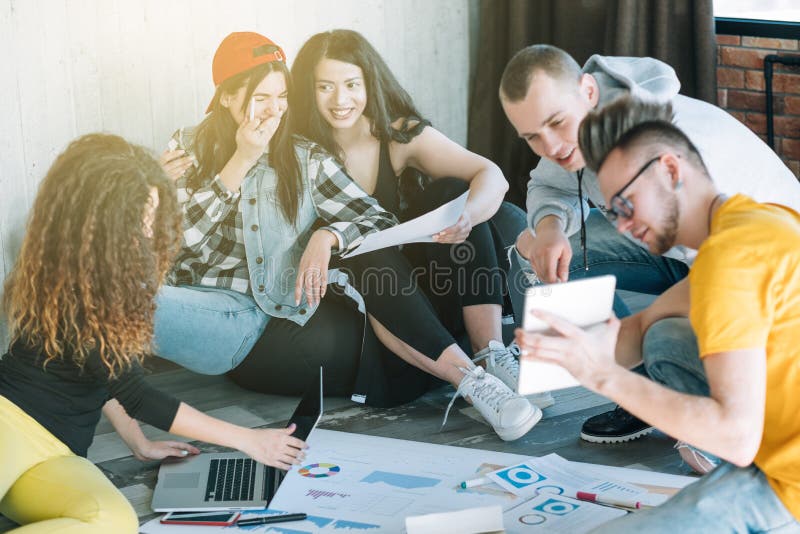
xmin=517 ymin=275 xmax=617 ymax=394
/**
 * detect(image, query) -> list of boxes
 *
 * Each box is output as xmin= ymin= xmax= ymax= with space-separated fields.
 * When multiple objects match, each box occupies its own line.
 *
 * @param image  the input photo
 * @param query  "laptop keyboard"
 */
xmin=205 ymin=458 xmax=256 ymax=502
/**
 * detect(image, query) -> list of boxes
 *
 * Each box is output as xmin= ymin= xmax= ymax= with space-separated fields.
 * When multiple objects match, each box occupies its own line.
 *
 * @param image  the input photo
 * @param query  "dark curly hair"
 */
xmin=3 ymin=133 xmax=181 ymax=376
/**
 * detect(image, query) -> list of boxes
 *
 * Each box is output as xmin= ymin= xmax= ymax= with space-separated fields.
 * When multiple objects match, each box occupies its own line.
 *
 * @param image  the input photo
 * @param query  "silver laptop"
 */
xmin=151 ymin=367 xmax=323 ymax=512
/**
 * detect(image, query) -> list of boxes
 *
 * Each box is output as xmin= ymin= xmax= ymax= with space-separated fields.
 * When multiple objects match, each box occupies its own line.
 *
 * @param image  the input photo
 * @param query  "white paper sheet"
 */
xmin=406 ymin=505 xmax=504 ymax=534
xmin=341 ymin=192 xmax=468 ymax=258
xmin=504 ymin=493 xmax=627 ymax=532
xmin=487 ymin=453 xmax=645 ymax=500
xmin=140 ymin=433 xmax=695 ymax=534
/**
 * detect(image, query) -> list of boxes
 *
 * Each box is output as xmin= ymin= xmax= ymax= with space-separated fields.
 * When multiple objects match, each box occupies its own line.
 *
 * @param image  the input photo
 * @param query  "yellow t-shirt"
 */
xmin=690 ymin=194 xmax=800 ymax=520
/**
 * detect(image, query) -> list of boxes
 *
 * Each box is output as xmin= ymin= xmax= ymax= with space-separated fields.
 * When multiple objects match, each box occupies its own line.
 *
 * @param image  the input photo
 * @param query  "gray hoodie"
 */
xmin=526 ymin=55 xmax=800 ymax=262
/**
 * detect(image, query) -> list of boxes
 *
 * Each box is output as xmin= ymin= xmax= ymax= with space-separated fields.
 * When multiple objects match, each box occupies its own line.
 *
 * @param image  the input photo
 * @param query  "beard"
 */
xmin=651 ymin=192 xmax=679 ymax=255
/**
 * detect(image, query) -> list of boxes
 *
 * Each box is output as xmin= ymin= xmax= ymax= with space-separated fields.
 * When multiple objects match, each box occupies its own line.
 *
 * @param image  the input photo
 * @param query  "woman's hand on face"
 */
xmin=158 ymin=149 xmax=195 ymax=181
xmin=514 ymin=311 xmax=622 ymax=393
xmin=235 ymin=114 xmax=282 ymax=165
xmin=241 ymin=424 xmax=307 ymax=471
xmin=432 ymin=212 xmax=473 ymax=244
xmin=295 ymin=229 xmax=337 ymax=308
xmin=131 ymin=439 xmax=201 ymax=463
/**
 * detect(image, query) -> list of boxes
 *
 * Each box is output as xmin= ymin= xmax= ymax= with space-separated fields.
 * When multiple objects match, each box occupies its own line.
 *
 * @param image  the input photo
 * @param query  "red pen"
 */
xmin=575 ymin=491 xmax=642 ymax=509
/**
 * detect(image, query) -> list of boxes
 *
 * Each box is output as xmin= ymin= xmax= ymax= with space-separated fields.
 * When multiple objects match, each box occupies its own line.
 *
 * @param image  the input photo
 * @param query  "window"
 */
xmin=714 ymin=0 xmax=800 ymax=23
xmin=715 ymin=0 xmax=800 ymax=38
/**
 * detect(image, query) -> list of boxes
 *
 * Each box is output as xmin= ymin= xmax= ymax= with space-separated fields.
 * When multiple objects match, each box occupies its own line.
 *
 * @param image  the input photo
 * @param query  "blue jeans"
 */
xmin=593 ymin=317 xmax=800 ymax=532
xmin=643 ymin=317 xmax=709 ymax=397
xmin=153 ymin=285 xmax=269 ymax=375
xmin=487 ymin=201 xmax=528 ymax=327
xmin=510 ymin=209 xmax=689 ymax=318
xmin=591 ymin=462 xmax=800 ymax=533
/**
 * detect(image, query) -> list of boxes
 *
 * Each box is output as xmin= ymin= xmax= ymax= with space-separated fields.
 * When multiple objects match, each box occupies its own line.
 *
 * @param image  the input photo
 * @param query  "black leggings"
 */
xmin=227 ymin=290 xmax=363 ymax=397
xmin=228 ymin=180 xmax=515 ymax=403
xmin=402 ymin=178 xmax=507 ymax=339
xmin=333 ymin=246 xmax=456 ymax=360
xmin=228 ymin=248 xmax=456 ymax=405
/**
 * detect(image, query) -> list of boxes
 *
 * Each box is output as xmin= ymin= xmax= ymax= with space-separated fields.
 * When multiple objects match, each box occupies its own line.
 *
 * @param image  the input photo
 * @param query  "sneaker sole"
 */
xmin=496 ymin=407 xmax=543 ymax=442
xmin=579 ymin=426 xmax=655 ymax=444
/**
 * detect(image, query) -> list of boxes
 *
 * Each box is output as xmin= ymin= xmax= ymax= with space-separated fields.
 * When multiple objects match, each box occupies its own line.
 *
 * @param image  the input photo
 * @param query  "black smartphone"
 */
xmin=160 ymin=511 xmax=240 ymax=526
xmin=286 ymin=366 xmax=323 ymax=440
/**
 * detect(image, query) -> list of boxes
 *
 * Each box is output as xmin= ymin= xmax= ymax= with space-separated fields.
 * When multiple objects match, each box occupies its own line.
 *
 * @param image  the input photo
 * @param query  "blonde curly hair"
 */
xmin=4 ymin=133 xmax=181 ymax=376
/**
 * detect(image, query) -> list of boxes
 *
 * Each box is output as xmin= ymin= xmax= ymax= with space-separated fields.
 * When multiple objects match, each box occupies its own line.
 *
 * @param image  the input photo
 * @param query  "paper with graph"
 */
xmin=267 ymin=429 xmax=532 ymax=532
xmin=140 ymin=429 xmax=696 ymax=533
xmin=487 ymin=453 xmax=647 ymax=499
xmin=503 ymin=493 xmax=626 ymax=532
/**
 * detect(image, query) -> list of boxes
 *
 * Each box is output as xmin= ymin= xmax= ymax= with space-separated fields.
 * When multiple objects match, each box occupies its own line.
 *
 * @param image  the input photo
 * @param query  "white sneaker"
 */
xmin=675 ymin=441 xmax=719 ymax=474
xmin=475 ymin=341 xmax=555 ymax=410
xmin=442 ymin=366 xmax=542 ymax=441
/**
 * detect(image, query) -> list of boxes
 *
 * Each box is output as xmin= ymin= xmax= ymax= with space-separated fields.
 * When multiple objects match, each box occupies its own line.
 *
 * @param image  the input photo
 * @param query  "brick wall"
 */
xmin=716 ymin=34 xmax=800 ymax=180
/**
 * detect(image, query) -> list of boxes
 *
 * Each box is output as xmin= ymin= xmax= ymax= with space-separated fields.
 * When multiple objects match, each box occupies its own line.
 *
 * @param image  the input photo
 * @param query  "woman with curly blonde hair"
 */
xmin=0 ymin=133 xmax=306 ymax=533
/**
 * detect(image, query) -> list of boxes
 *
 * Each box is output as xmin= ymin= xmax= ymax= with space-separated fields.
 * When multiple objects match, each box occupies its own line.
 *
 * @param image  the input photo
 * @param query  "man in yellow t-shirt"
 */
xmin=515 ymin=95 xmax=800 ymax=532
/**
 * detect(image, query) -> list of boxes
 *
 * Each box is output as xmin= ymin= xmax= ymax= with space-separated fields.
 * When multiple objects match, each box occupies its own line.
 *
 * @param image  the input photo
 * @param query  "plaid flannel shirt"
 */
xmin=168 ymin=130 xmax=397 ymax=294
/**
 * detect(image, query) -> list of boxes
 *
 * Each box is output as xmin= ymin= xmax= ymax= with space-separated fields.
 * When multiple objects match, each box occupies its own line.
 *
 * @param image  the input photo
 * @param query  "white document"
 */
xmin=341 ymin=191 xmax=468 ymax=258
xmin=140 ymin=435 xmax=693 ymax=534
xmin=504 ymin=493 xmax=627 ymax=532
xmin=406 ymin=505 xmax=504 ymax=534
xmin=571 ymin=460 xmax=697 ymax=506
xmin=486 ymin=453 xmax=644 ymax=500
xmin=518 ymin=275 xmax=616 ymax=394
xmin=263 ymin=429 xmax=534 ymax=532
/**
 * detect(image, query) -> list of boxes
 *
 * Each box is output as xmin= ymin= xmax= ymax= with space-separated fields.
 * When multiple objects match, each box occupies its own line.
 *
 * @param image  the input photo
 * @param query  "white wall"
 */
xmin=0 ymin=0 xmax=471 ymax=346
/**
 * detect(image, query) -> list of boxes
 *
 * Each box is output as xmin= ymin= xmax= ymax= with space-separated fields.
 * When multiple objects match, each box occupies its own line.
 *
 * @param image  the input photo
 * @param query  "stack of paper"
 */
xmin=478 ymin=453 xmax=684 ymax=532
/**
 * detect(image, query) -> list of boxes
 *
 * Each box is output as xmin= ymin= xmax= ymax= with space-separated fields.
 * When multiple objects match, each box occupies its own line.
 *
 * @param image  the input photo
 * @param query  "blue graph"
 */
xmin=360 ymin=470 xmax=440 ymax=489
xmin=266 ymin=528 xmax=312 ymax=534
xmin=332 ymin=519 xmax=380 ymax=530
xmin=533 ymin=497 xmax=580 ymax=516
xmin=306 ymin=515 xmax=334 ymax=528
xmin=495 ymin=464 xmax=546 ymax=489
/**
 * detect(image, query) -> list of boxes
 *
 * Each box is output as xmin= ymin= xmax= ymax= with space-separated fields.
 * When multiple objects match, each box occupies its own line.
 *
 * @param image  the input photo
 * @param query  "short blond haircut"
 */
xmin=500 ymin=44 xmax=582 ymax=102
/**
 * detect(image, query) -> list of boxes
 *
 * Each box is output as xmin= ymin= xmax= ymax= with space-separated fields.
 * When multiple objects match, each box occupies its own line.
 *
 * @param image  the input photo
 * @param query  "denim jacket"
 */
xmin=240 ymin=141 xmax=385 ymax=326
xmin=168 ymin=128 xmax=398 ymax=326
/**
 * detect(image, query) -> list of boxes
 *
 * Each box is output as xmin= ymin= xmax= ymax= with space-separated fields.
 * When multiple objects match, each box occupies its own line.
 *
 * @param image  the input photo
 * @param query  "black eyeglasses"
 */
xmin=606 ymin=155 xmax=662 ymax=222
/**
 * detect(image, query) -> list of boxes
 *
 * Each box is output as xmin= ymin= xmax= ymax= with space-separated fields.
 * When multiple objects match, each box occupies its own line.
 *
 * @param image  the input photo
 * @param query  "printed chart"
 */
xmin=504 ymin=493 xmax=627 ymax=532
xmin=268 ymin=429 xmax=539 ymax=532
xmin=141 ymin=430 xmax=696 ymax=534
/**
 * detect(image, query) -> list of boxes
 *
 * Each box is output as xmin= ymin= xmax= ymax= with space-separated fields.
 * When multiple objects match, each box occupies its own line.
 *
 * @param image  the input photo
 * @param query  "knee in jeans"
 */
xmin=642 ymin=317 xmax=696 ymax=375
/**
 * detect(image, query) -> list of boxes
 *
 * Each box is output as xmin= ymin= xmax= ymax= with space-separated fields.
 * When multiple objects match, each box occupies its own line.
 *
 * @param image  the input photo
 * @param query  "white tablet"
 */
xmin=518 ymin=275 xmax=617 ymax=395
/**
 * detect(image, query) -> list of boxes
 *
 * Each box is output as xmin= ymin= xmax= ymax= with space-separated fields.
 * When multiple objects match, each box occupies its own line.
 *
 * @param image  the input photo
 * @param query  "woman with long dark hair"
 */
xmin=290 ymin=29 xmax=553 ymax=409
xmin=157 ymin=32 xmax=540 ymax=441
xmin=0 ymin=133 xmax=306 ymax=532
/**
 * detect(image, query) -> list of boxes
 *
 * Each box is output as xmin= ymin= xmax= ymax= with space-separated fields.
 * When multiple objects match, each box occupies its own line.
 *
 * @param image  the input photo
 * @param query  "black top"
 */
xmin=373 ymin=141 xmax=401 ymax=215
xmin=0 ymin=341 xmax=181 ymax=457
xmin=372 ymin=118 xmax=432 ymax=217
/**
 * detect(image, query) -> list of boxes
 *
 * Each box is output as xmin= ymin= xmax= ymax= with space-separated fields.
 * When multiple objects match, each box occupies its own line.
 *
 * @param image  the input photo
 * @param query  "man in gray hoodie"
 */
xmin=499 ymin=44 xmax=800 ymax=447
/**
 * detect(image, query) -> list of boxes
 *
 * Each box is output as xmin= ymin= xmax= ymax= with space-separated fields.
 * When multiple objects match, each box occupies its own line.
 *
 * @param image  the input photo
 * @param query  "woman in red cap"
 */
xmin=290 ymin=29 xmax=553 ymax=410
xmin=156 ymin=32 xmax=540 ymax=442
